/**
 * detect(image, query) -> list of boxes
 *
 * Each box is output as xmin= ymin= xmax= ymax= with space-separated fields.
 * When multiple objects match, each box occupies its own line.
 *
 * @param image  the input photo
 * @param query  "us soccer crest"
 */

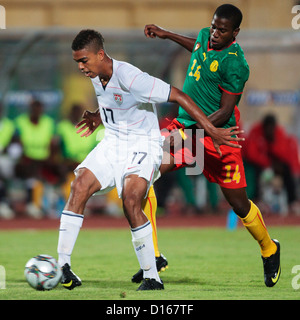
xmin=113 ymin=93 xmax=123 ymax=105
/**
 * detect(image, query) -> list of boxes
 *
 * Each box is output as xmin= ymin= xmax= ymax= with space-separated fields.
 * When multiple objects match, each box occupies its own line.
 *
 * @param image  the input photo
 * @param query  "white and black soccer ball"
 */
xmin=24 ymin=254 xmax=62 ymax=291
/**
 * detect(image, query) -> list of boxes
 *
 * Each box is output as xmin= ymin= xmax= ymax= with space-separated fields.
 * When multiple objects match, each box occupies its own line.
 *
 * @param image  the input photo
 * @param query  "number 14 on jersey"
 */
xmin=189 ymin=59 xmax=201 ymax=81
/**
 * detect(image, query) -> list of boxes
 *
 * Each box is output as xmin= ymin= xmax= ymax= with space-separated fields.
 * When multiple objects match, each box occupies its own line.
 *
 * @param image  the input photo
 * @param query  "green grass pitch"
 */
xmin=0 ymin=226 xmax=299 ymax=300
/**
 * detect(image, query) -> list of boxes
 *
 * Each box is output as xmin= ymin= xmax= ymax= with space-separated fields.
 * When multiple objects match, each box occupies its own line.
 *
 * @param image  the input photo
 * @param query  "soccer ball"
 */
xmin=24 ymin=254 xmax=62 ymax=291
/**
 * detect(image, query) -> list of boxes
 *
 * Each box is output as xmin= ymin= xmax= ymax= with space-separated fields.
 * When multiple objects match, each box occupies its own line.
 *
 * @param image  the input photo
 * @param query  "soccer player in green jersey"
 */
xmin=144 ymin=4 xmax=281 ymax=287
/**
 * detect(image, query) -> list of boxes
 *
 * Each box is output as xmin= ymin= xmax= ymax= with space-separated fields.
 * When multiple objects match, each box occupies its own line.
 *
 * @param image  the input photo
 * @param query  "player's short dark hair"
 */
xmin=214 ymin=4 xmax=243 ymax=29
xmin=72 ymin=29 xmax=105 ymax=53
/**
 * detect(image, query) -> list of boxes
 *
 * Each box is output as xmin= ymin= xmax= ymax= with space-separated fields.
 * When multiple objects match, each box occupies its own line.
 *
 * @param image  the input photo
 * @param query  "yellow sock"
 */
xmin=240 ymin=200 xmax=277 ymax=258
xmin=32 ymin=180 xmax=44 ymax=208
xmin=142 ymin=185 xmax=160 ymax=257
xmin=61 ymin=172 xmax=75 ymax=201
xmin=107 ymin=187 xmax=123 ymax=209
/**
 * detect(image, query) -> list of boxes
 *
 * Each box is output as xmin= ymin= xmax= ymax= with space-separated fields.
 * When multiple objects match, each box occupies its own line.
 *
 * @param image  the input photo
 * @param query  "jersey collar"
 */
xmin=207 ymin=38 xmax=236 ymax=52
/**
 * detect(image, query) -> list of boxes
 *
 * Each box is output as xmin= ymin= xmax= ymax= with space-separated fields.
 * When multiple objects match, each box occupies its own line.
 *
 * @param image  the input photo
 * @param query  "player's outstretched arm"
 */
xmin=144 ymin=24 xmax=196 ymax=52
xmin=75 ymin=109 xmax=101 ymax=137
xmin=168 ymin=86 xmax=244 ymax=157
xmin=196 ymin=91 xmax=242 ymax=129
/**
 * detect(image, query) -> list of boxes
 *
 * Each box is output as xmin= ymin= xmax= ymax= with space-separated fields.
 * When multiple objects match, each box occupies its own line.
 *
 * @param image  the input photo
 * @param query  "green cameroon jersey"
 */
xmin=177 ymin=27 xmax=249 ymax=129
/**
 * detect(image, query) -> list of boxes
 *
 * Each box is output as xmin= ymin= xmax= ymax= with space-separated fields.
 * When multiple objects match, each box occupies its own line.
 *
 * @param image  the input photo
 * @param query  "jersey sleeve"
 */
xmin=117 ymin=63 xmax=171 ymax=103
xmin=219 ymin=56 xmax=249 ymax=95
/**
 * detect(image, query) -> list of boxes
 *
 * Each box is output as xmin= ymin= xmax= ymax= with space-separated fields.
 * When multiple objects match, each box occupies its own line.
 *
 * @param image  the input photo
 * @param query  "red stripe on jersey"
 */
xmin=234 ymin=105 xmax=240 ymax=126
xmin=129 ymin=72 xmax=142 ymax=90
xmin=218 ymin=84 xmax=243 ymax=95
xmin=149 ymin=167 xmax=155 ymax=182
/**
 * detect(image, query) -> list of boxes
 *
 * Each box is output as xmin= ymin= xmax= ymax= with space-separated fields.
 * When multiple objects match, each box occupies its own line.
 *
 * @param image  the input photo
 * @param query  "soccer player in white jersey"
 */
xmin=57 ymin=29 xmax=243 ymax=290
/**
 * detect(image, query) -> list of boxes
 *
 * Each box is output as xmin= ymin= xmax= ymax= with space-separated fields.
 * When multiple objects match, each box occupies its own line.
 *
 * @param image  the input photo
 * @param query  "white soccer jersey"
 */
xmin=76 ymin=59 xmax=171 ymax=197
xmin=91 ymin=59 xmax=171 ymax=140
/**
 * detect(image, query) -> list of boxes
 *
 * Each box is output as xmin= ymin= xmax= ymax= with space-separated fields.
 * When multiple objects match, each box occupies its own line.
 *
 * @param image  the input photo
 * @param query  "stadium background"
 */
xmin=0 ymin=0 xmax=299 ymax=222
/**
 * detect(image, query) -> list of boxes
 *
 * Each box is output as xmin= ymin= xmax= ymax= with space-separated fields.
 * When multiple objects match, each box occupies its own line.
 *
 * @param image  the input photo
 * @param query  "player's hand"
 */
xmin=144 ymin=24 xmax=168 ymax=39
xmin=75 ymin=110 xmax=101 ymax=137
xmin=210 ymin=126 xmax=245 ymax=157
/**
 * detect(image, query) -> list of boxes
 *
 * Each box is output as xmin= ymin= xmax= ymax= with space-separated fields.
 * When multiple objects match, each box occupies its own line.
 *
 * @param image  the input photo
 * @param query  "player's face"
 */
xmin=73 ymin=47 xmax=105 ymax=78
xmin=209 ymin=15 xmax=240 ymax=50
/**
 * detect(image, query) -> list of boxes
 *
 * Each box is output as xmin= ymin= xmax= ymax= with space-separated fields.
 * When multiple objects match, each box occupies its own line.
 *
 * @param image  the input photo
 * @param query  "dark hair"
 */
xmin=214 ymin=4 xmax=243 ymax=29
xmin=30 ymin=99 xmax=43 ymax=108
xmin=263 ymin=114 xmax=277 ymax=127
xmin=72 ymin=29 xmax=105 ymax=52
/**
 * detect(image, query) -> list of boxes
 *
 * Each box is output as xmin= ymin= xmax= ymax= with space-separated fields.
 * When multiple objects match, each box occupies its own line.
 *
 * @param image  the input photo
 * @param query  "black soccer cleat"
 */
xmin=131 ymin=254 xmax=168 ymax=283
xmin=137 ymin=278 xmax=164 ymax=291
xmin=61 ymin=263 xmax=82 ymax=290
xmin=262 ymin=239 xmax=281 ymax=287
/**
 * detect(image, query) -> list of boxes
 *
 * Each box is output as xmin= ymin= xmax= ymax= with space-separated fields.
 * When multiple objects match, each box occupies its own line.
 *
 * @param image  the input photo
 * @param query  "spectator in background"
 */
xmin=14 ymin=99 xmax=57 ymax=218
xmin=0 ymin=103 xmax=16 ymax=218
xmin=244 ymin=114 xmax=300 ymax=214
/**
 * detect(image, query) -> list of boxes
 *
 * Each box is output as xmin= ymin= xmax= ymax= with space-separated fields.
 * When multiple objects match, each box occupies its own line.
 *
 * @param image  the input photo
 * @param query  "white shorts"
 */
xmin=75 ymin=135 xmax=163 ymax=198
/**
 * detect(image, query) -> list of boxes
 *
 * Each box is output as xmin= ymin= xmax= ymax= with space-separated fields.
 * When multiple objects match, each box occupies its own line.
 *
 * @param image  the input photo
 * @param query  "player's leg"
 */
xmin=128 ymin=129 xmax=179 ymax=284
xmin=131 ymin=185 xmax=168 ymax=283
xmin=159 ymin=150 xmax=176 ymax=175
xmin=57 ymin=168 xmax=101 ymax=289
xmin=221 ymin=186 xmax=280 ymax=287
xmin=221 ymin=187 xmax=276 ymax=254
xmin=142 ymin=185 xmax=159 ymax=256
xmin=127 ymin=124 xmax=185 ymax=287
xmin=122 ymin=174 xmax=163 ymax=290
xmin=130 ymin=130 xmax=184 ymax=283
xmin=202 ymin=136 xmax=280 ymax=287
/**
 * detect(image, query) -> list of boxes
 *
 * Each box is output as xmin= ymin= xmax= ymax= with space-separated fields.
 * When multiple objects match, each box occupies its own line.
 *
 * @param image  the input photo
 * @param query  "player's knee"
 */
xmin=122 ymin=194 xmax=141 ymax=216
xmin=70 ymin=176 xmax=89 ymax=198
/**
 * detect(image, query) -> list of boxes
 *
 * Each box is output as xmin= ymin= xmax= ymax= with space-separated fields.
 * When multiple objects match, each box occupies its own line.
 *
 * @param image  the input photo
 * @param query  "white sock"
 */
xmin=57 ymin=210 xmax=84 ymax=267
xmin=131 ymin=220 xmax=161 ymax=283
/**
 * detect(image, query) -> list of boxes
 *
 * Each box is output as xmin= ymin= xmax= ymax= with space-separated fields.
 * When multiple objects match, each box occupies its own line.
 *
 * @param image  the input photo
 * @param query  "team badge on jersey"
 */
xmin=194 ymin=42 xmax=201 ymax=52
xmin=210 ymin=60 xmax=219 ymax=72
xmin=113 ymin=93 xmax=123 ymax=105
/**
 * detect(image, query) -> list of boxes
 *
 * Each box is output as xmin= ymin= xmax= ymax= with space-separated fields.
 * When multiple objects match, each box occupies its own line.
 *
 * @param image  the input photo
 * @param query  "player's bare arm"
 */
xmin=144 ymin=24 xmax=196 ymax=52
xmin=169 ymin=86 xmax=244 ymax=156
xmin=195 ymin=92 xmax=240 ymax=128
